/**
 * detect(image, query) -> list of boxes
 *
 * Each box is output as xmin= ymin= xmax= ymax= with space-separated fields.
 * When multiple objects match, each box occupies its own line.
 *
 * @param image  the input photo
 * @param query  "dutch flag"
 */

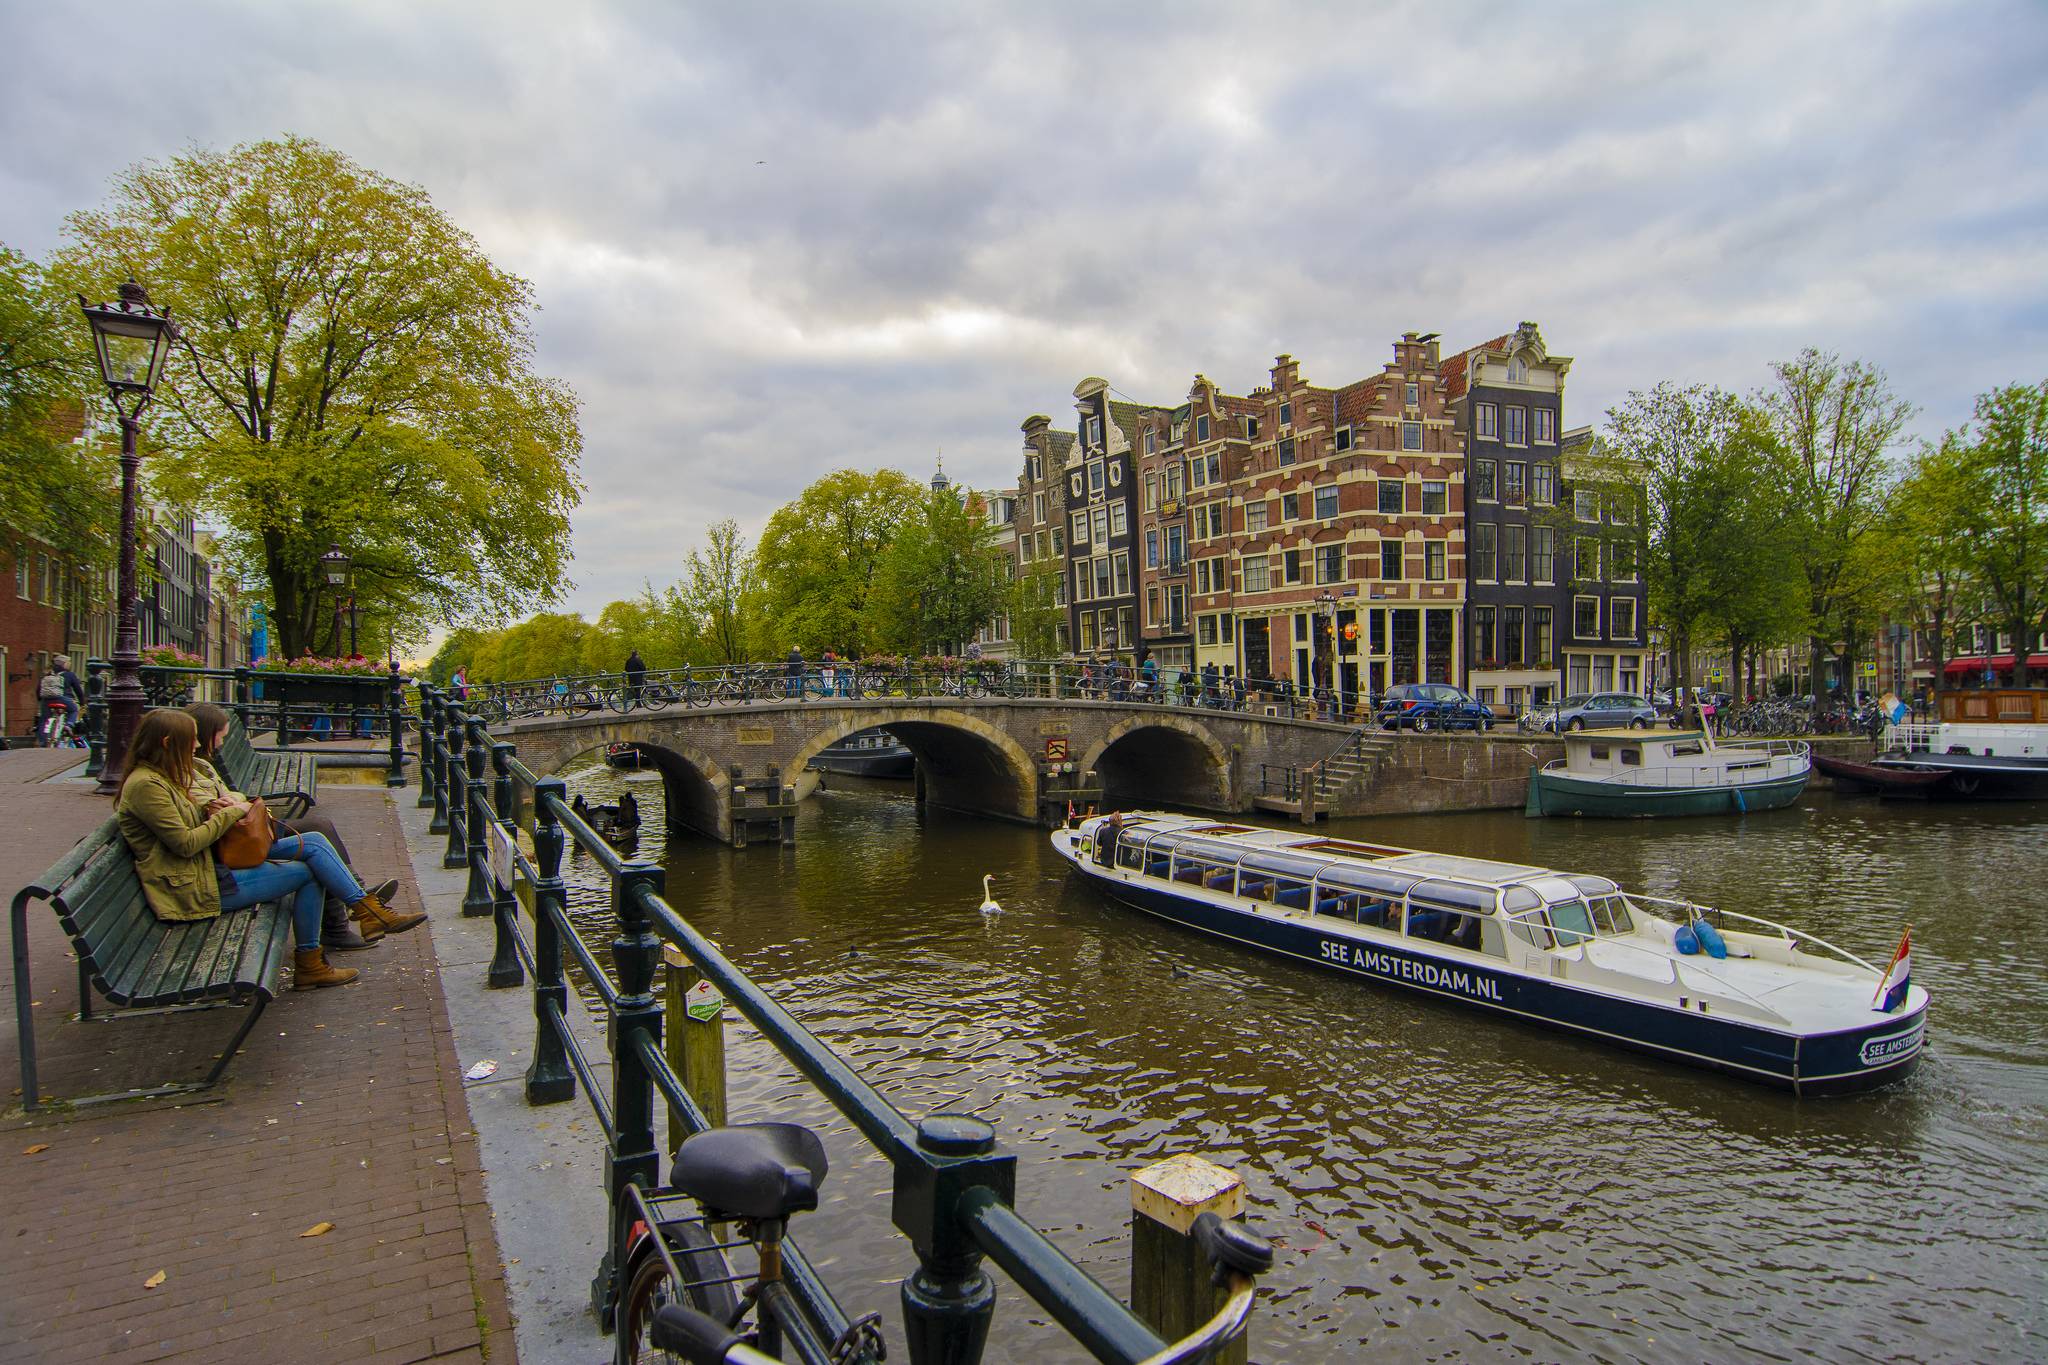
xmin=1873 ymin=927 xmax=1912 ymax=1013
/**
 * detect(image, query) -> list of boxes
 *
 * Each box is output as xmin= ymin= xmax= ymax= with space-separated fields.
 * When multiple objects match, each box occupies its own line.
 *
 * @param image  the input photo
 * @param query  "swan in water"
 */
xmin=979 ymin=874 xmax=1002 ymax=915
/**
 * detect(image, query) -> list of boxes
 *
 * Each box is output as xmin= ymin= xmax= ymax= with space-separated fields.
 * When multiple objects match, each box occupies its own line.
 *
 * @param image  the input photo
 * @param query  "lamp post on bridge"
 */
xmin=319 ymin=543 xmax=359 ymax=656
xmin=79 ymin=281 xmax=177 ymax=797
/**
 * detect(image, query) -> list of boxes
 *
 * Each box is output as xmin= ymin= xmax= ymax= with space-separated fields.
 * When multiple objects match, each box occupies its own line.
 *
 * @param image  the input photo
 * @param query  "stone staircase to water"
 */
xmin=1253 ymin=727 xmax=1397 ymax=822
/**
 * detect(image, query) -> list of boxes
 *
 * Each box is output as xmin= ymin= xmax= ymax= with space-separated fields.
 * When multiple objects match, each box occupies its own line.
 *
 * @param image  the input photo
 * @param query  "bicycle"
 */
xmin=617 ymin=1121 xmax=1273 ymax=1365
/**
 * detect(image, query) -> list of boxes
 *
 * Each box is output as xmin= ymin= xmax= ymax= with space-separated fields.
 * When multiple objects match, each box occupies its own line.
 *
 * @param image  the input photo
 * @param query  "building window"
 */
xmin=1314 ymin=485 xmax=1340 ymax=519
xmin=1504 ymin=406 xmax=1527 ymax=446
xmin=13 ymin=548 xmax=27 ymax=599
xmin=1576 ymin=536 xmax=1601 ymax=581
xmin=1278 ymin=436 xmax=1295 ymax=465
xmin=1243 ymin=557 xmax=1270 ymax=593
xmin=1279 ymin=400 xmax=1293 ymax=426
xmin=1070 ymin=471 xmax=1084 ymax=499
xmin=1074 ymin=564 xmax=1090 ymax=602
xmin=1380 ymin=541 xmax=1403 ymax=580
xmin=1196 ymin=414 xmax=1210 ymax=442
xmin=1534 ymin=408 xmax=1555 ymax=443
xmin=1377 ymin=481 xmax=1405 ymax=515
xmin=1086 ymin=416 xmax=1102 ymax=448
xmin=1318 ymin=545 xmax=1344 ymax=584
xmin=1245 ymin=501 xmax=1269 ymax=534
xmin=1532 ymin=526 xmax=1555 ymax=584
xmin=1401 ymin=421 xmax=1422 ymax=451
xmin=1403 ymin=382 xmax=1419 ymax=407
xmin=1611 ymin=597 xmax=1638 ymax=640
xmin=1113 ymin=552 xmax=1131 ymax=596
xmin=37 ymin=553 xmax=52 ymax=604
xmin=1108 ymin=459 xmax=1123 ymax=487
xmin=1531 ymin=463 xmax=1556 ymax=506
xmin=1283 ymin=550 xmax=1302 ymax=584
xmin=1199 ymin=615 xmax=1218 ymax=646
xmin=1501 ymin=462 xmax=1525 ymax=506
xmin=1087 ymin=460 xmax=1105 ymax=496
xmin=1504 ymin=606 xmax=1526 ymax=666
xmin=1472 ymin=607 xmax=1496 ymax=663
xmin=1165 ymin=524 xmax=1184 ymax=568
xmin=1051 ymin=527 xmax=1064 ymax=554
xmin=1094 ymin=556 xmax=1113 ymax=599
xmin=1472 ymin=523 xmax=1497 ymax=580
xmin=1145 ymin=429 xmax=1157 ymax=455
xmin=1607 ymin=490 xmax=1634 ymax=524
xmin=1110 ymin=502 xmax=1128 ymax=537
xmin=1476 ymin=403 xmax=1498 ymax=439
xmin=1334 ymin=425 xmax=1353 ymax=452
xmin=1425 ymin=542 xmax=1446 ymax=581
xmin=1071 ymin=511 xmax=1089 ymax=548
xmin=1421 ymin=482 xmax=1447 ymax=515
xmin=1531 ymin=607 xmax=1552 ymax=664
xmin=1092 ymin=507 xmax=1110 ymax=545
xmin=1474 ymin=459 xmax=1496 ymax=501
xmin=1574 ymin=595 xmax=1601 ymax=639
xmin=1286 ymin=492 xmax=1307 ymax=522
xmin=1504 ymin=524 xmax=1526 ymax=581
xmin=1079 ymin=613 xmax=1097 ymax=650
xmin=1145 ymin=529 xmax=1158 ymax=568
xmin=1611 ymin=540 xmax=1637 ymax=582
xmin=1167 ymin=584 xmax=1187 ymax=629
xmin=1575 ymin=489 xmax=1600 ymax=522
xmin=1143 ymin=474 xmax=1157 ymax=512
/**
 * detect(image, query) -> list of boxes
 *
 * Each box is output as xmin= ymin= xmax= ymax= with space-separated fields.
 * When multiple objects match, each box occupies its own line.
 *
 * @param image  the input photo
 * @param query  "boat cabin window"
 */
xmin=1405 ymin=900 xmax=1504 ymax=957
xmin=1590 ymin=743 xmax=1610 ymax=760
xmin=1314 ymin=887 xmax=1356 ymax=921
xmin=1502 ymin=886 xmax=1552 ymax=948
xmin=1620 ymin=747 xmax=1641 ymax=766
xmin=1546 ymin=899 xmax=1597 ymax=946
xmin=1671 ymin=742 xmax=1704 ymax=756
xmin=1172 ymin=854 xmax=1238 ymax=894
xmin=1588 ymin=894 xmax=1634 ymax=934
xmin=1116 ymin=842 xmax=1145 ymax=872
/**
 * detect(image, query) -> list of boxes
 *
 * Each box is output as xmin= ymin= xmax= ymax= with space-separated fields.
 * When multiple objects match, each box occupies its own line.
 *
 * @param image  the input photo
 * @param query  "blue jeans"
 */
xmin=269 ymin=833 xmax=367 ymax=906
xmin=220 ymin=859 xmax=323 ymax=947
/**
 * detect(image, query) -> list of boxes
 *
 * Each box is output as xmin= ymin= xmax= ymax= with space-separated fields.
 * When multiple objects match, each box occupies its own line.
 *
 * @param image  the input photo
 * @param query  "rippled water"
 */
xmin=557 ymin=762 xmax=2048 ymax=1363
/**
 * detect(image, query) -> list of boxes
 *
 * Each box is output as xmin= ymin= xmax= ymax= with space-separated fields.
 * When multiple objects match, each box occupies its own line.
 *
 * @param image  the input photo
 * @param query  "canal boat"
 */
xmin=1812 ymin=753 xmax=1952 ymax=797
xmin=808 ymin=728 xmax=915 ymax=779
xmin=605 ymin=742 xmax=650 ymax=771
xmin=1525 ymin=729 xmax=1809 ymax=818
xmin=1868 ymin=692 xmax=2048 ymax=800
xmin=1053 ymin=811 xmax=1926 ymax=1095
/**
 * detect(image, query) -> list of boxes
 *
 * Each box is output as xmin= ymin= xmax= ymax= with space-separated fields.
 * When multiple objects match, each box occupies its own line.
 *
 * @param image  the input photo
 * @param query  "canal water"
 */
xmin=558 ymin=760 xmax=2047 ymax=1363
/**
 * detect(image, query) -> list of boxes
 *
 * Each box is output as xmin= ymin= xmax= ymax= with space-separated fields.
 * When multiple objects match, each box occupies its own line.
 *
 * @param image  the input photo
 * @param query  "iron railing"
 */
xmin=82 ymin=659 xmax=409 ymax=786
xmin=414 ymin=683 xmax=1218 ymax=1364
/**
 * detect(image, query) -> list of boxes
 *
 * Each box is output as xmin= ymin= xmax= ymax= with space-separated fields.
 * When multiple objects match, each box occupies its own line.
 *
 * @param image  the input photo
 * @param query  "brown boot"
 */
xmin=350 ymin=892 xmax=427 ymax=936
xmin=293 ymin=946 xmax=359 ymax=990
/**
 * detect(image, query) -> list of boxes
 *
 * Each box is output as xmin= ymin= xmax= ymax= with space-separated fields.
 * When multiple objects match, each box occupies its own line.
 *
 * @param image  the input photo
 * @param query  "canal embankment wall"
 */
xmin=1334 ymin=733 xmax=1879 ymax=817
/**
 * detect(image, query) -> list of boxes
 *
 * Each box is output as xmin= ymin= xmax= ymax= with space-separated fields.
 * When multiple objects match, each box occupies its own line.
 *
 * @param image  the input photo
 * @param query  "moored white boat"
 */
xmin=1526 ymin=729 xmax=1810 ymax=817
xmin=1053 ymin=811 xmax=1926 ymax=1095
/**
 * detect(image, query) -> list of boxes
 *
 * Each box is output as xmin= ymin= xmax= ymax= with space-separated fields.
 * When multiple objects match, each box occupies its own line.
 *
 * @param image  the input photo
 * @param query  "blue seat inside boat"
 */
xmin=1407 ymin=910 xmax=1447 ymax=940
xmin=1274 ymin=886 xmax=1311 ymax=910
xmin=1204 ymin=869 xmax=1235 ymax=891
xmin=1145 ymin=856 xmax=1170 ymax=878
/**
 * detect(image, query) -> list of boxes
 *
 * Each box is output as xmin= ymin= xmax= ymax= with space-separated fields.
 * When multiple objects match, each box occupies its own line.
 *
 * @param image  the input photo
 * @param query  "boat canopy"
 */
xmin=1316 ymin=863 xmax=1423 ymax=899
xmin=1407 ymin=878 xmax=1499 ymax=913
xmin=1235 ymin=849 xmax=1328 ymax=879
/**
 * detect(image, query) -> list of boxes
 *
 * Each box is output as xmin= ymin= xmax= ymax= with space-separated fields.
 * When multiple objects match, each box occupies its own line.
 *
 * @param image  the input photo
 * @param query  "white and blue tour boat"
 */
xmin=1053 ymin=811 xmax=1926 ymax=1095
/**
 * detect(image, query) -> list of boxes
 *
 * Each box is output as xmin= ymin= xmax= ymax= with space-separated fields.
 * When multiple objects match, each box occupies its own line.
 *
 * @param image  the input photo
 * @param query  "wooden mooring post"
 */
xmin=662 ymin=944 xmax=727 ymax=1152
xmin=1129 ymin=1154 xmax=1248 ymax=1365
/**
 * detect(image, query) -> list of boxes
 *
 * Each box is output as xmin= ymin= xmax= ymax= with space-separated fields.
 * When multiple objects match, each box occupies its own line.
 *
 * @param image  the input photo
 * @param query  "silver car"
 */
xmin=1537 ymin=692 xmax=1659 ymax=732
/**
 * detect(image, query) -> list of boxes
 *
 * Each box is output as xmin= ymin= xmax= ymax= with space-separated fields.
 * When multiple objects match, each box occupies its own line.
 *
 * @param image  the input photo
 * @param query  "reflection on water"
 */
xmin=556 ymin=760 xmax=2048 ymax=1363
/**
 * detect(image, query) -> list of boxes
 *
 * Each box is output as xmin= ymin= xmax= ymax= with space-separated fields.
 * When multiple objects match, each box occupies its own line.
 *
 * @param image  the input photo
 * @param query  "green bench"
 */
xmin=10 ymin=818 xmax=293 ymax=1109
xmin=217 ymin=712 xmax=318 ymax=818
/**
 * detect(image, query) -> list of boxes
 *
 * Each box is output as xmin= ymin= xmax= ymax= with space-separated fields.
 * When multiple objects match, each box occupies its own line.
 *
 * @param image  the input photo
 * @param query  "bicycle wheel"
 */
xmin=618 ymin=1221 xmax=742 ymax=1363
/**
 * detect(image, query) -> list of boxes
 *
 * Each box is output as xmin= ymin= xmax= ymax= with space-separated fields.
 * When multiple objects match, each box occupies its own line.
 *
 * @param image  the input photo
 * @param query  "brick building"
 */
xmin=1015 ymin=415 xmax=1074 ymax=654
xmin=1132 ymin=404 xmax=1192 ymax=670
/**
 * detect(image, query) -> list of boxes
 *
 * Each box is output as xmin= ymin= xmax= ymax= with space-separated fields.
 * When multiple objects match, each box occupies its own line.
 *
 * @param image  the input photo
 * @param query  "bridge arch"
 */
xmin=787 ymin=707 xmax=1039 ymax=824
xmin=1079 ymin=715 xmax=1235 ymax=812
xmin=510 ymin=719 xmax=731 ymax=842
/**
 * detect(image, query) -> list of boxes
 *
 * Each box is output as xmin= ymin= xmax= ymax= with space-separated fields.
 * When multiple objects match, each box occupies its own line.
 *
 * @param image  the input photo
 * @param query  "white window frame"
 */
xmin=1610 ymin=597 xmax=1638 ymax=640
xmin=1401 ymin=422 xmax=1422 ymax=451
xmin=1573 ymin=594 xmax=1601 ymax=640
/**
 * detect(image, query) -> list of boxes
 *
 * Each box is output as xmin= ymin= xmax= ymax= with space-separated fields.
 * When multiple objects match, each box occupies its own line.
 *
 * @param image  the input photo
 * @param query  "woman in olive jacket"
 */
xmin=114 ymin=708 xmax=357 ymax=989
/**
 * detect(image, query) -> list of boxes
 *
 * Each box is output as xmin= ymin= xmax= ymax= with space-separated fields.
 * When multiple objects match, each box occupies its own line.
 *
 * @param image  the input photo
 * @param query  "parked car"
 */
xmin=1377 ymin=683 xmax=1494 ymax=732
xmin=1534 ymin=692 xmax=1660 ymax=732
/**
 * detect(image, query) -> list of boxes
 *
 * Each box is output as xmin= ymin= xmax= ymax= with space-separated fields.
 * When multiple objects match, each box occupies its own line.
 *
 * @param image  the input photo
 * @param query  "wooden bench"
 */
xmin=216 ymin=713 xmax=318 ymax=818
xmin=10 ymin=818 xmax=293 ymax=1109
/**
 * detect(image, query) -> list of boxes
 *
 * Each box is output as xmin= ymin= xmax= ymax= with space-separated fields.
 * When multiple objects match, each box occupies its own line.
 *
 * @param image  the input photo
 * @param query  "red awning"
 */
xmin=1944 ymin=653 xmax=2048 ymax=673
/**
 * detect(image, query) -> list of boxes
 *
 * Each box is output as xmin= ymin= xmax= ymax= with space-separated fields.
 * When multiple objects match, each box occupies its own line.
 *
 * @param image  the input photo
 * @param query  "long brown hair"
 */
xmin=185 ymin=702 xmax=233 ymax=760
xmin=124 ymin=709 xmax=199 ymax=796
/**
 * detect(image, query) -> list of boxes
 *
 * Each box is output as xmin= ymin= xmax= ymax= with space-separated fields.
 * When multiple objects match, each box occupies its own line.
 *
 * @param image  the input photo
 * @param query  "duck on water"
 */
xmin=1053 ymin=811 xmax=1926 ymax=1096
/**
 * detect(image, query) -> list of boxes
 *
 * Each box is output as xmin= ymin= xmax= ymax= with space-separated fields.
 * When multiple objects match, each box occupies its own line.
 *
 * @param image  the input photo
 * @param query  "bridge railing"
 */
xmin=414 ymin=682 xmax=1245 ymax=1364
xmin=458 ymin=657 xmax=1375 ymax=723
xmin=82 ymin=659 xmax=408 ymax=785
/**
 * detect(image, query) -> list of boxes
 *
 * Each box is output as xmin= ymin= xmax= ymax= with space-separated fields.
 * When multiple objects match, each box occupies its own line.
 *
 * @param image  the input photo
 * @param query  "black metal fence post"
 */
xmin=897 ymin=1115 xmax=1014 ymax=1365
xmin=386 ymin=660 xmax=407 ymax=787
xmin=443 ymin=708 xmax=469 ymax=868
xmin=486 ymin=741 xmax=524 ymax=988
xmin=230 ymin=665 xmax=252 ymax=733
xmin=417 ymin=686 xmax=440 ymax=810
xmin=462 ymin=717 xmax=492 ymax=916
xmin=426 ymin=693 xmax=451 ymax=832
xmin=525 ymin=777 xmax=576 ymax=1105
xmin=83 ymin=660 xmax=108 ymax=777
xmin=600 ymin=857 xmax=668 ymax=1328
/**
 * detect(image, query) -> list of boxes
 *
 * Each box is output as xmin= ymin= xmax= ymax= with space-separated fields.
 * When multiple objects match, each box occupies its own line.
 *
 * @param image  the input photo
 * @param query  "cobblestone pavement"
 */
xmin=0 ymin=760 xmax=517 ymax=1364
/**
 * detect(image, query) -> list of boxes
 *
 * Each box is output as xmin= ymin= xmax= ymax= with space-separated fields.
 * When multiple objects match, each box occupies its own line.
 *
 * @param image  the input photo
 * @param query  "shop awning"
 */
xmin=1944 ymin=654 xmax=2048 ymax=674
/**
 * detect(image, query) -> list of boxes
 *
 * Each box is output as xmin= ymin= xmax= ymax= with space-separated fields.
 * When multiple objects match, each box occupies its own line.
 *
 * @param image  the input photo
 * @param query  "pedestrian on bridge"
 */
xmin=623 ymin=648 xmax=646 ymax=707
xmin=786 ymin=646 xmax=805 ymax=700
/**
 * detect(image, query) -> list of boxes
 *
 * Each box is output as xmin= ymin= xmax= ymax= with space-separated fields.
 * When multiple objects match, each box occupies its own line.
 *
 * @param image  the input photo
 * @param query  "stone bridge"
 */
xmin=501 ymin=697 xmax=1364 ymax=845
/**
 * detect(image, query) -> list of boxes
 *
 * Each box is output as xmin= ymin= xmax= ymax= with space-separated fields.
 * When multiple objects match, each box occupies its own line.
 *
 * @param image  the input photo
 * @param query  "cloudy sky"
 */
xmin=4 ymin=1 xmax=2045 ymax=618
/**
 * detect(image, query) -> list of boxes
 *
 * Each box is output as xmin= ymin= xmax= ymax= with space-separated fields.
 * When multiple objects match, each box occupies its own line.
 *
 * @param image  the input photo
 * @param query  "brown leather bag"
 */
xmin=216 ymin=797 xmax=277 ymax=869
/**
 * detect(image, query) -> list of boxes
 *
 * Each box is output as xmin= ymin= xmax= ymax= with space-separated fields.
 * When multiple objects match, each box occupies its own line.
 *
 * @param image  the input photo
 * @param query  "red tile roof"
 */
xmin=1439 ymin=333 xmax=1511 ymax=402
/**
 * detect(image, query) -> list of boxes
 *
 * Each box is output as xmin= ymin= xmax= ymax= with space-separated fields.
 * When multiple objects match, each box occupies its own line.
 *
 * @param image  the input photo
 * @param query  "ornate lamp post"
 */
xmin=320 ymin=543 xmax=352 ymax=655
xmin=79 ymin=281 xmax=177 ymax=796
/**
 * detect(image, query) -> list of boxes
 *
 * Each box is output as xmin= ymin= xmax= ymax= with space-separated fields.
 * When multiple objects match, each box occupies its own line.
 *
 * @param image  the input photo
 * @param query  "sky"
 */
xmin=4 ymin=1 xmax=2046 ymax=620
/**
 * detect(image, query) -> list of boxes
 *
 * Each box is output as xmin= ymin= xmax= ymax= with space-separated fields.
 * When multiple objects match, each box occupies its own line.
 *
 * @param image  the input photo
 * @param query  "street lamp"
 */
xmin=78 ymin=281 xmax=177 ymax=796
xmin=319 ymin=544 xmax=357 ymax=656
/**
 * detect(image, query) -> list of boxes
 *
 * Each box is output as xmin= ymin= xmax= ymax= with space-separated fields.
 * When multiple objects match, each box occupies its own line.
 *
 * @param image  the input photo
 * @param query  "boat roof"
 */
xmin=1564 ymin=728 xmax=1706 ymax=741
xmin=1099 ymin=812 xmax=1617 ymax=904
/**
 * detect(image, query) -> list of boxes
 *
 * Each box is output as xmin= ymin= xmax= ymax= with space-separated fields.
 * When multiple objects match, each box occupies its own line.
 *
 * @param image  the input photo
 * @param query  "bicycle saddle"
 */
xmin=670 ymin=1123 xmax=828 ymax=1222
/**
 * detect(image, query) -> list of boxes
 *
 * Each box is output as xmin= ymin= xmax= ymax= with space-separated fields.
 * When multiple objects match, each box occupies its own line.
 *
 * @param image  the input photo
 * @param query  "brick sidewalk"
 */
xmin=0 ymin=767 xmax=517 ymax=1364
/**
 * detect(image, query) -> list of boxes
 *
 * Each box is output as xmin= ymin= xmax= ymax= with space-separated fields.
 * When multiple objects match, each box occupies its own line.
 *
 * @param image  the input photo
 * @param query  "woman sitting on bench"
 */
xmin=186 ymin=703 xmax=419 ymax=952
xmin=117 ymin=710 xmax=378 ymax=990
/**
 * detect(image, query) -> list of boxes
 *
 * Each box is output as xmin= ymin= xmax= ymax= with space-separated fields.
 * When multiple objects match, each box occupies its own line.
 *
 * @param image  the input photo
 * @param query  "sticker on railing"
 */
xmin=488 ymin=820 xmax=520 ymax=891
xmin=685 ymin=978 xmax=724 ymax=1022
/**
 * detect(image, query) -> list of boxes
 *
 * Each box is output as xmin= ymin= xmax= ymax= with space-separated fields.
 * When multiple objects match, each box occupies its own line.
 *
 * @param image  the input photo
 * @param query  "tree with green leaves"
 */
xmin=1008 ymin=559 xmax=1065 ymax=659
xmin=1944 ymin=381 xmax=2048 ymax=687
xmin=1757 ymin=349 xmax=1913 ymax=694
xmin=753 ymin=469 xmax=923 ymax=657
xmin=58 ymin=136 xmax=582 ymax=658
xmin=0 ymin=243 xmax=115 ymax=559
xmin=864 ymin=486 xmax=1007 ymax=655
xmin=681 ymin=518 xmax=758 ymax=664
xmin=1886 ymin=440 xmax=1983 ymax=703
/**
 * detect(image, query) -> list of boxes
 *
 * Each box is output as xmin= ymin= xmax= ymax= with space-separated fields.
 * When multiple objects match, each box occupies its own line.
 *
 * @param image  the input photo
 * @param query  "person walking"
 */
xmin=785 ymin=645 xmax=805 ymax=700
xmin=623 ymin=648 xmax=647 ymax=708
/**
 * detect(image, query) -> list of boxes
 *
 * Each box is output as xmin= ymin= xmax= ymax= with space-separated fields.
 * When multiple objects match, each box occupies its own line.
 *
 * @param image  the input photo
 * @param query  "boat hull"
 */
xmin=1525 ymin=767 xmax=1809 ymax=818
xmin=809 ymin=748 xmax=915 ymax=779
xmin=1814 ymin=752 xmax=1952 ymax=798
xmin=1874 ymin=753 xmax=2048 ymax=801
xmin=1059 ymin=839 xmax=1922 ymax=1096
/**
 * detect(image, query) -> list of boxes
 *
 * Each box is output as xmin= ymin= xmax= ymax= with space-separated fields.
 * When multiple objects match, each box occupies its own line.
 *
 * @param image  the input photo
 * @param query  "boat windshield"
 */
xmin=1544 ymin=894 xmax=1636 ymax=946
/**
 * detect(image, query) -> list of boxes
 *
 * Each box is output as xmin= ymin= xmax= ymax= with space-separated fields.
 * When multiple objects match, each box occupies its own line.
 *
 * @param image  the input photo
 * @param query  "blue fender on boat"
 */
xmin=1733 ymin=788 xmax=1747 ymax=813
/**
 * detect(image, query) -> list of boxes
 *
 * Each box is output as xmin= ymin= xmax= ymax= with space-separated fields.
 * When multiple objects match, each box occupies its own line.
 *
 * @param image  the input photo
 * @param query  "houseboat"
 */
xmin=1526 ymin=729 xmax=1810 ymax=817
xmin=807 ymin=727 xmax=915 ymax=779
xmin=1053 ymin=811 xmax=1925 ymax=1095
xmin=1868 ymin=689 xmax=2048 ymax=801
